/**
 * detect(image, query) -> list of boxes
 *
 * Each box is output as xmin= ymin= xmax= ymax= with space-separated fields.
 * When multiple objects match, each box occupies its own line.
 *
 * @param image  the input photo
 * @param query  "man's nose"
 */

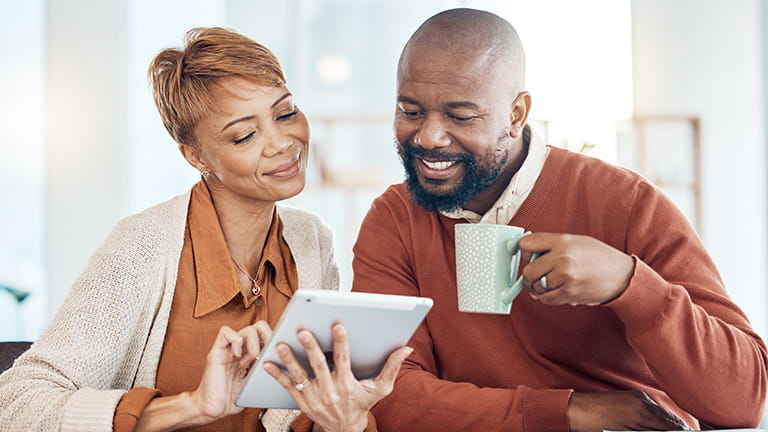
xmin=414 ymin=114 xmax=451 ymax=149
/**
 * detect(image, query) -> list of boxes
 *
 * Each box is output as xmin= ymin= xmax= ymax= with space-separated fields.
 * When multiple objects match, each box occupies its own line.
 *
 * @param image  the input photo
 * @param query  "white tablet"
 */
xmin=235 ymin=289 xmax=433 ymax=409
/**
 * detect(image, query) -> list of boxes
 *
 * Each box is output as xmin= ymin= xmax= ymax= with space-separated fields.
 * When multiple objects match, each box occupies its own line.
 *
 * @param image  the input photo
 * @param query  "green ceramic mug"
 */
xmin=454 ymin=223 xmax=536 ymax=314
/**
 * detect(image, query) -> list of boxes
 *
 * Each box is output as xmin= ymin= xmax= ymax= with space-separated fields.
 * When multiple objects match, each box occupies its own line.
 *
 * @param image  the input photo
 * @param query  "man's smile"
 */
xmin=416 ymin=157 xmax=463 ymax=181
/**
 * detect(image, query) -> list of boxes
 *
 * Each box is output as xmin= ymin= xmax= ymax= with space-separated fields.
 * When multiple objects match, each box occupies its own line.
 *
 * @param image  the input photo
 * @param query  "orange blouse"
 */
xmin=113 ymin=182 xmax=376 ymax=431
xmin=115 ymin=182 xmax=297 ymax=432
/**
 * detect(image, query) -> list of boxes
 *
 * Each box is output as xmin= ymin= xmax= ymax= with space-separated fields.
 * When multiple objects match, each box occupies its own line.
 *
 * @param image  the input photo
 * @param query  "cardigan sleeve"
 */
xmin=319 ymin=216 xmax=340 ymax=293
xmin=0 ymin=207 xmax=181 ymax=432
xmin=351 ymin=192 xmax=572 ymax=432
xmin=606 ymin=180 xmax=768 ymax=427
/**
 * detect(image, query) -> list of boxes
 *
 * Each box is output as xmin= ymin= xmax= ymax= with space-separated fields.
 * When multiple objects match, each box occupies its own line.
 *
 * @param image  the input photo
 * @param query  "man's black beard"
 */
xmin=398 ymin=143 xmax=507 ymax=213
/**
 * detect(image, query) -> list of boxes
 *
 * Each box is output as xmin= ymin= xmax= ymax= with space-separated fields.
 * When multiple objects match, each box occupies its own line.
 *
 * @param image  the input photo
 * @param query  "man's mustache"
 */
xmin=399 ymin=141 xmax=471 ymax=163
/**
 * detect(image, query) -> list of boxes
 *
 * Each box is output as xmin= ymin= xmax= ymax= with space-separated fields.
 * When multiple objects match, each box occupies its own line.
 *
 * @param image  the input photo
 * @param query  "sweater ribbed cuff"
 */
xmin=261 ymin=408 xmax=302 ymax=432
xmin=61 ymin=387 xmax=127 ymax=432
xmin=606 ymin=257 xmax=673 ymax=336
xmin=522 ymin=387 xmax=572 ymax=432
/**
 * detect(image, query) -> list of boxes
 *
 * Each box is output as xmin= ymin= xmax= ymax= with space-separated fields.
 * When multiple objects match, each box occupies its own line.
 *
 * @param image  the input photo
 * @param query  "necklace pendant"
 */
xmin=251 ymin=282 xmax=261 ymax=297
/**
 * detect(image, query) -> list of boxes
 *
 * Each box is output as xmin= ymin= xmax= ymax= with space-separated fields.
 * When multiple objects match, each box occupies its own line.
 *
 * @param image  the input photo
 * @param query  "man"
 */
xmin=352 ymin=8 xmax=768 ymax=432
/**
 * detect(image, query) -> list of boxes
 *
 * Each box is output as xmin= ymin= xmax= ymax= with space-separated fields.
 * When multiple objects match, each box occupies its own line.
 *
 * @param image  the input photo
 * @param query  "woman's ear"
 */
xmin=178 ymin=143 xmax=208 ymax=174
xmin=509 ymin=91 xmax=531 ymax=139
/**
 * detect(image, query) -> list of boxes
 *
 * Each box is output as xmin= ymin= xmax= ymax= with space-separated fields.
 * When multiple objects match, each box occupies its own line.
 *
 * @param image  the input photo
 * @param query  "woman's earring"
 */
xmin=202 ymin=170 xmax=211 ymax=179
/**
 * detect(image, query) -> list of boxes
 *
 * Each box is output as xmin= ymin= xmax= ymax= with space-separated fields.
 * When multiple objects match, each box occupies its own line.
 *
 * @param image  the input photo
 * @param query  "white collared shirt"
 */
xmin=441 ymin=127 xmax=550 ymax=225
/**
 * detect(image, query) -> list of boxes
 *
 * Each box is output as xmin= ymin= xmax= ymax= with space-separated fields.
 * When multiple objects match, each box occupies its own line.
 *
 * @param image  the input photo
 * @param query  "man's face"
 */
xmin=394 ymin=46 xmax=516 ymax=212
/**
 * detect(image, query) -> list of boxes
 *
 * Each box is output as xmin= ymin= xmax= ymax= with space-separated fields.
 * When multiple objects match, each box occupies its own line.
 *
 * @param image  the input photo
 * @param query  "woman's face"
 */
xmin=184 ymin=77 xmax=310 ymax=204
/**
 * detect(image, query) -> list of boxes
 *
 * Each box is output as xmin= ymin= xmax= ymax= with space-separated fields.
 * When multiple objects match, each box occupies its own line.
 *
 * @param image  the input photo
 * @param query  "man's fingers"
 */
xmin=520 ymin=250 xmax=553 ymax=288
xmin=649 ymin=400 xmax=691 ymax=430
xmin=518 ymin=232 xmax=560 ymax=253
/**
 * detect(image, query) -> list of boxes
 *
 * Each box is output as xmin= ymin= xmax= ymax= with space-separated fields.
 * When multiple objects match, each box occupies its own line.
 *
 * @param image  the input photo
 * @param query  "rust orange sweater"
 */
xmin=352 ymin=146 xmax=767 ymax=431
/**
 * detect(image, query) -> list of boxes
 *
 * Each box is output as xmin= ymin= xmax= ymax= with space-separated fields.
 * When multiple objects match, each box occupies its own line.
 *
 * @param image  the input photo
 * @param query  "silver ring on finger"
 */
xmin=294 ymin=377 xmax=311 ymax=391
xmin=540 ymin=275 xmax=551 ymax=292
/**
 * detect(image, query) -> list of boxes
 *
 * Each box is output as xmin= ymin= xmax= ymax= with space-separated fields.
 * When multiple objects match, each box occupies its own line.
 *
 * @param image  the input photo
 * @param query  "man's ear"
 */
xmin=509 ymin=91 xmax=531 ymax=138
xmin=178 ymin=143 xmax=208 ymax=174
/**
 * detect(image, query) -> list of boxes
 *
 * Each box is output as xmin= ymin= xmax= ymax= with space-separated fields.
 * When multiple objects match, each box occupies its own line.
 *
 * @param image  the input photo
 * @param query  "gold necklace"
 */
xmin=231 ymin=258 xmax=262 ymax=296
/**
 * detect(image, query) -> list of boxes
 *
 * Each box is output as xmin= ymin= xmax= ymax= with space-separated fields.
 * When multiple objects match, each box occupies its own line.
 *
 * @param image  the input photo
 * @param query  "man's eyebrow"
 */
xmin=396 ymin=96 xmax=420 ymax=105
xmin=220 ymin=93 xmax=293 ymax=132
xmin=396 ymin=97 xmax=481 ymax=111
xmin=445 ymin=101 xmax=481 ymax=110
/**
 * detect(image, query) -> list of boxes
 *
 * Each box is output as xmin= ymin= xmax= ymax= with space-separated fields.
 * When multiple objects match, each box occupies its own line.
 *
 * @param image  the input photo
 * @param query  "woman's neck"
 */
xmin=206 ymin=183 xmax=276 ymax=272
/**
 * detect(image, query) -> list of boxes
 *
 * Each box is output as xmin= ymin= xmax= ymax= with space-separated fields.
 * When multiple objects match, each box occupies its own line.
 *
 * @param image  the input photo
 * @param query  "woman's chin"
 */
xmin=273 ymin=176 xmax=307 ymax=202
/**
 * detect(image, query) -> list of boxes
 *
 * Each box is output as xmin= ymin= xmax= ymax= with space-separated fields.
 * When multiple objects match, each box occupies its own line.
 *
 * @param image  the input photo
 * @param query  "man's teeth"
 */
xmin=422 ymin=159 xmax=457 ymax=170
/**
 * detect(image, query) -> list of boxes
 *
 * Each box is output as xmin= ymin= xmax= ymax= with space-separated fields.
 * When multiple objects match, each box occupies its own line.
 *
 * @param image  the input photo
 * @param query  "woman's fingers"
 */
xmin=331 ymin=323 xmax=352 ymax=376
xmin=253 ymin=321 xmax=273 ymax=350
xmin=263 ymin=361 xmax=293 ymax=389
xmin=298 ymin=329 xmax=333 ymax=386
xmin=274 ymin=342 xmax=311 ymax=384
xmin=370 ymin=346 xmax=413 ymax=396
xmin=238 ymin=325 xmax=260 ymax=368
xmin=262 ymin=361 xmax=309 ymax=407
xmin=212 ymin=325 xmax=243 ymax=359
xmin=328 ymin=322 xmax=360 ymax=396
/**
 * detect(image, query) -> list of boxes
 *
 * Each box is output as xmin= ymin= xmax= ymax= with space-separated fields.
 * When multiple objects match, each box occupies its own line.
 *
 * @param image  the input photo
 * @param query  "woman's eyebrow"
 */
xmin=221 ymin=115 xmax=255 ymax=133
xmin=220 ymin=93 xmax=294 ymax=132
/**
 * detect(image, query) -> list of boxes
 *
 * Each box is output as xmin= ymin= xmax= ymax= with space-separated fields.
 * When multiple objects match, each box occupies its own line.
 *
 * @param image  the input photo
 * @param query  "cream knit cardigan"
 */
xmin=0 ymin=190 xmax=339 ymax=431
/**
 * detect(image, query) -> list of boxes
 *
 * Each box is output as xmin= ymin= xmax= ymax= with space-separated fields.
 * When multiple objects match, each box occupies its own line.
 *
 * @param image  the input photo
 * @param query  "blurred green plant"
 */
xmin=560 ymin=140 xmax=597 ymax=153
xmin=1 ymin=285 xmax=30 ymax=304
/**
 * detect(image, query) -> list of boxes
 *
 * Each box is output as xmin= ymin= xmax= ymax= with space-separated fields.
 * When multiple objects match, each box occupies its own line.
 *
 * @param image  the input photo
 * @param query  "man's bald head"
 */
xmin=399 ymin=8 xmax=526 ymax=94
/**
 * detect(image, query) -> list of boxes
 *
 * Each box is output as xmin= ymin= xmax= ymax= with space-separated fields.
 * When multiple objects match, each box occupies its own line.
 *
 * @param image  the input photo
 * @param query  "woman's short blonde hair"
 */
xmin=148 ymin=27 xmax=286 ymax=147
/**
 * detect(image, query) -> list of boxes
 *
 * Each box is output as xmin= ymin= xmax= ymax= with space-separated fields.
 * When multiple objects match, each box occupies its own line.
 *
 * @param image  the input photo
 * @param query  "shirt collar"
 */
xmin=187 ymin=182 xmax=285 ymax=317
xmin=441 ymin=125 xmax=550 ymax=224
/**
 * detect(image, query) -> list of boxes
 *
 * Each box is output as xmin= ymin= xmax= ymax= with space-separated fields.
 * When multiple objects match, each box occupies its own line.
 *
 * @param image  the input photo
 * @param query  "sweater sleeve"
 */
xmin=351 ymin=192 xmax=572 ymax=432
xmin=289 ymin=411 xmax=378 ymax=432
xmin=606 ymin=180 xmax=768 ymax=427
xmin=0 ymin=212 xmax=176 ymax=432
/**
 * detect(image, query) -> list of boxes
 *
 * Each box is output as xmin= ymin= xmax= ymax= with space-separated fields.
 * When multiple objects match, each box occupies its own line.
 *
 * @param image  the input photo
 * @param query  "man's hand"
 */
xmin=568 ymin=391 xmax=691 ymax=432
xmin=518 ymin=233 xmax=635 ymax=306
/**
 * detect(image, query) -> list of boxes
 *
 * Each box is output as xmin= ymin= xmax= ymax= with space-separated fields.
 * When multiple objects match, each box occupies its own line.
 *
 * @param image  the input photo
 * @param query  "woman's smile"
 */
xmin=265 ymin=150 xmax=302 ymax=178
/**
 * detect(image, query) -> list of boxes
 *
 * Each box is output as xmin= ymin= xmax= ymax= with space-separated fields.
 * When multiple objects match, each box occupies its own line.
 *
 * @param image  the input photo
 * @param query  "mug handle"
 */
xmin=499 ymin=246 xmax=541 ymax=304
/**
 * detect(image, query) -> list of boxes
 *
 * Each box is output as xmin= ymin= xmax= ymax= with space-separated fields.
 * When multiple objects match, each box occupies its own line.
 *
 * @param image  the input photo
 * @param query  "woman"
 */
xmin=0 ymin=27 xmax=410 ymax=432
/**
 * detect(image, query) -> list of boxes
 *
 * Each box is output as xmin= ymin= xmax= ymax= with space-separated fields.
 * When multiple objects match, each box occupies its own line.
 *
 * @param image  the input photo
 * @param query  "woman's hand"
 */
xmin=190 ymin=321 xmax=272 ymax=421
xmin=136 ymin=322 xmax=273 ymax=431
xmin=264 ymin=323 xmax=413 ymax=432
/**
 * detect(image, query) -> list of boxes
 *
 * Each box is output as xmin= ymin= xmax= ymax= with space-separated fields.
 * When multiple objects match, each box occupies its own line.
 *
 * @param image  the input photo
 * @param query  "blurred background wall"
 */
xmin=0 ymin=0 xmax=766 ymax=357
